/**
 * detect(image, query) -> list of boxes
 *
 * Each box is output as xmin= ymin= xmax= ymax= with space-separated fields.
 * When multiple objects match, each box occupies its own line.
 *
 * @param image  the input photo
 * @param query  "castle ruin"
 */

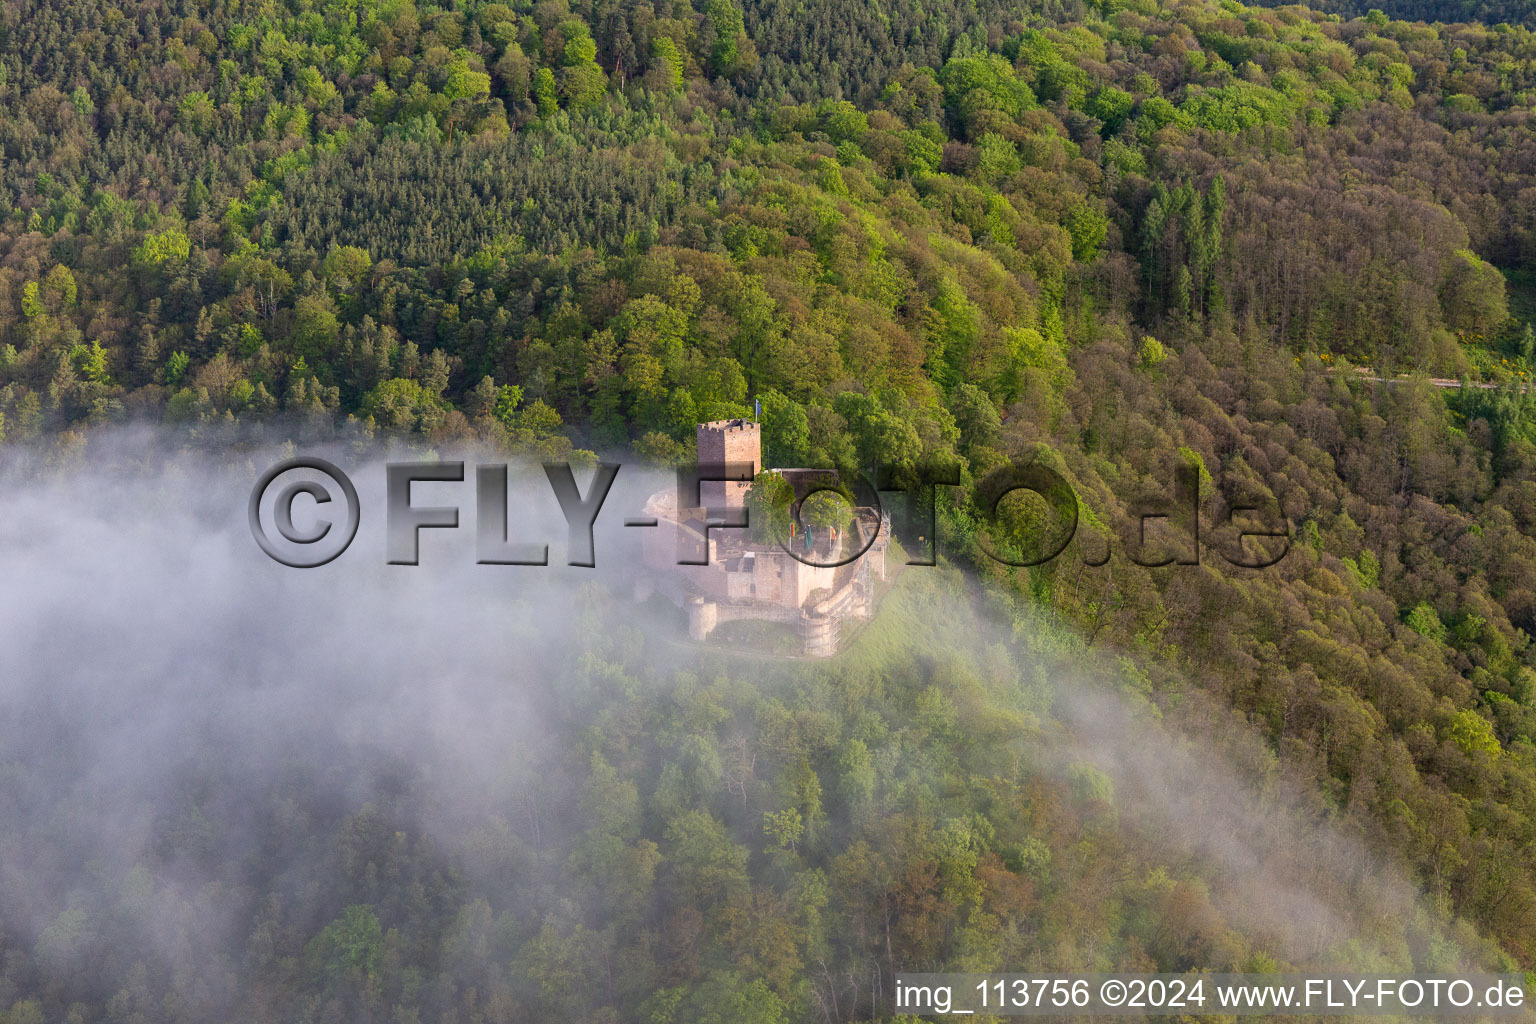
xmin=638 ymin=419 xmax=890 ymax=657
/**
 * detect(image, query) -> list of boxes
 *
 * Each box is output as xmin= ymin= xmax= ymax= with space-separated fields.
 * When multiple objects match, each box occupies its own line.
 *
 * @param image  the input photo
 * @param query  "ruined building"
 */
xmin=638 ymin=419 xmax=890 ymax=657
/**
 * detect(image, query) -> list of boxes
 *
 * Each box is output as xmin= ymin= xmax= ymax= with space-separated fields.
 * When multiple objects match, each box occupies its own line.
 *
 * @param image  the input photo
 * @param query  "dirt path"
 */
xmin=1345 ymin=368 xmax=1512 ymax=390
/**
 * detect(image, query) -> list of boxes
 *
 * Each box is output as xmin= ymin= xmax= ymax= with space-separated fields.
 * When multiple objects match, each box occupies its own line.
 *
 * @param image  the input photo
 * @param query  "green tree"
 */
xmin=131 ymin=229 xmax=191 ymax=267
xmin=1406 ymin=602 xmax=1447 ymax=643
xmin=444 ymin=59 xmax=492 ymax=101
xmin=20 ymin=282 xmax=44 ymax=321
xmin=560 ymin=62 xmax=607 ymax=110
xmin=306 ymin=905 xmax=383 ymax=983
xmin=1066 ymin=201 xmax=1109 ymax=263
xmin=42 ymin=265 xmax=77 ymax=310
xmin=493 ymin=383 xmax=525 ymax=427
xmin=1449 ymin=709 xmax=1500 ymax=756
xmin=762 ymin=808 xmax=805 ymax=851
xmin=745 ymin=471 xmax=794 ymax=545
xmin=834 ymin=391 xmax=921 ymax=479
xmin=361 ymin=378 xmax=448 ymax=433
xmin=290 ymin=294 xmax=341 ymax=364
xmin=651 ymin=37 xmax=685 ymax=92
xmin=664 ymin=810 xmax=750 ymax=910
xmin=165 ymin=351 xmax=190 ymax=385
xmin=759 ymin=390 xmax=811 ymax=467
xmin=1441 ymin=250 xmax=1508 ymax=335
xmin=533 ymin=67 xmax=559 ymax=116
xmin=1086 ymin=85 xmax=1134 ymax=131
xmin=321 ymin=246 xmax=373 ymax=291
xmin=800 ymin=488 xmax=855 ymax=533
xmin=704 ymin=0 xmax=756 ymax=76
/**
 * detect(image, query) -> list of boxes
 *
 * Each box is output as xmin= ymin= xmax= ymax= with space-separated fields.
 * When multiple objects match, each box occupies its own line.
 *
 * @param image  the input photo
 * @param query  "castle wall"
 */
xmin=799 ymin=612 xmax=838 ymax=658
xmin=787 ymin=555 xmax=838 ymax=607
xmin=687 ymin=597 xmax=718 ymax=641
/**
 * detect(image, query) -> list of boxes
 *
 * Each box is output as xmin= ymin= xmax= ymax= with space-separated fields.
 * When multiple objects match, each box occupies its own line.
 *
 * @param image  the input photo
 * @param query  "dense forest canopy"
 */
xmin=4 ymin=0 xmax=1536 ymax=1017
xmin=0 ymin=459 xmax=1515 ymax=1023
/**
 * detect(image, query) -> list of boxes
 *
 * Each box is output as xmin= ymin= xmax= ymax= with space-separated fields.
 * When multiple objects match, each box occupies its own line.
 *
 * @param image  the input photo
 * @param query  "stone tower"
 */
xmin=696 ymin=418 xmax=761 ymax=508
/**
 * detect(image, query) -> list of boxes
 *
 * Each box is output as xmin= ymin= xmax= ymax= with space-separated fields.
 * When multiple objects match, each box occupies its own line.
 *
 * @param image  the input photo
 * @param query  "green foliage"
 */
xmin=165 ymin=351 xmax=190 ymax=386
xmin=1343 ymin=549 xmax=1381 ymax=589
xmin=1177 ymin=445 xmax=1214 ymax=496
xmin=897 ymin=129 xmax=943 ymax=175
xmin=1086 ymin=86 xmax=1134 ymax=132
xmin=762 ymin=807 xmax=805 ymax=850
xmin=43 ymin=265 xmax=77 ymax=310
xmin=561 ymin=62 xmax=608 ymax=110
xmin=651 ymin=37 xmax=685 ymax=92
xmin=533 ymin=67 xmax=559 ymax=116
xmin=833 ymin=392 xmax=921 ymax=476
xmin=20 ymin=282 xmax=44 ymax=321
xmin=819 ymin=101 xmax=868 ymax=144
xmin=758 ymin=390 xmax=810 ymax=467
xmin=939 ymin=55 xmax=1036 ymax=134
xmin=321 ymin=245 xmax=372 ymax=290
xmin=1068 ymin=763 xmax=1115 ymax=804
xmin=493 ymin=384 xmax=524 ymax=426
xmin=704 ymin=0 xmax=756 ymax=76
xmin=290 ymin=294 xmax=341 ymax=364
xmin=1066 ymin=201 xmax=1109 ymax=263
xmin=1449 ymin=709 xmax=1501 ymax=756
xmin=307 ymin=906 xmax=383 ymax=982
xmin=1441 ymin=250 xmax=1508 ymax=336
xmin=3 ymin=0 xmax=1536 ymax=1001
xmin=444 ymin=60 xmax=491 ymax=101
xmin=799 ymin=488 xmax=855 ymax=532
xmin=745 ymin=471 xmax=794 ymax=544
xmin=974 ymin=133 xmax=1020 ymax=182
xmin=71 ymin=340 xmax=109 ymax=384
xmin=131 ymin=229 xmax=191 ymax=267
xmin=361 ymin=377 xmax=448 ymax=433
xmin=1406 ymin=602 xmax=1448 ymax=644
xmin=1180 ymin=81 xmax=1307 ymax=133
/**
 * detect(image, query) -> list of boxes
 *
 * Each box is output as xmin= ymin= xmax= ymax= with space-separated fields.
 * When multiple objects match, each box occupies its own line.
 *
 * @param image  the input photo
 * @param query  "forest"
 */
xmin=3 ymin=0 xmax=1536 ymax=1017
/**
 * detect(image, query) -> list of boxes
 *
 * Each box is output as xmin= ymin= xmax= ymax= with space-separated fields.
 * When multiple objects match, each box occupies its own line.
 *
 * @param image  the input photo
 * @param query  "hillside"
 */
xmin=2 ymin=0 xmax=1536 ymax=1017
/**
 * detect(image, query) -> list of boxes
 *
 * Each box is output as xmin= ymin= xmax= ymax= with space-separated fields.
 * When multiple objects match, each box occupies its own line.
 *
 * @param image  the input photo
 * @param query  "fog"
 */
xmin=0 ymin=434 xmax=672 ymax=994
xmin=0 ymin=431 xmax=1504 ymax=1017
xmin=1052 ymin=687 xmax=1440 ymax=967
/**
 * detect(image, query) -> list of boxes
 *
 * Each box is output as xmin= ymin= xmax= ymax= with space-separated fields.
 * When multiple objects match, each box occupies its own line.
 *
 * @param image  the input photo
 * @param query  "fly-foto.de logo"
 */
xmin=248 ymin=455 xmax=1291 ymax=571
